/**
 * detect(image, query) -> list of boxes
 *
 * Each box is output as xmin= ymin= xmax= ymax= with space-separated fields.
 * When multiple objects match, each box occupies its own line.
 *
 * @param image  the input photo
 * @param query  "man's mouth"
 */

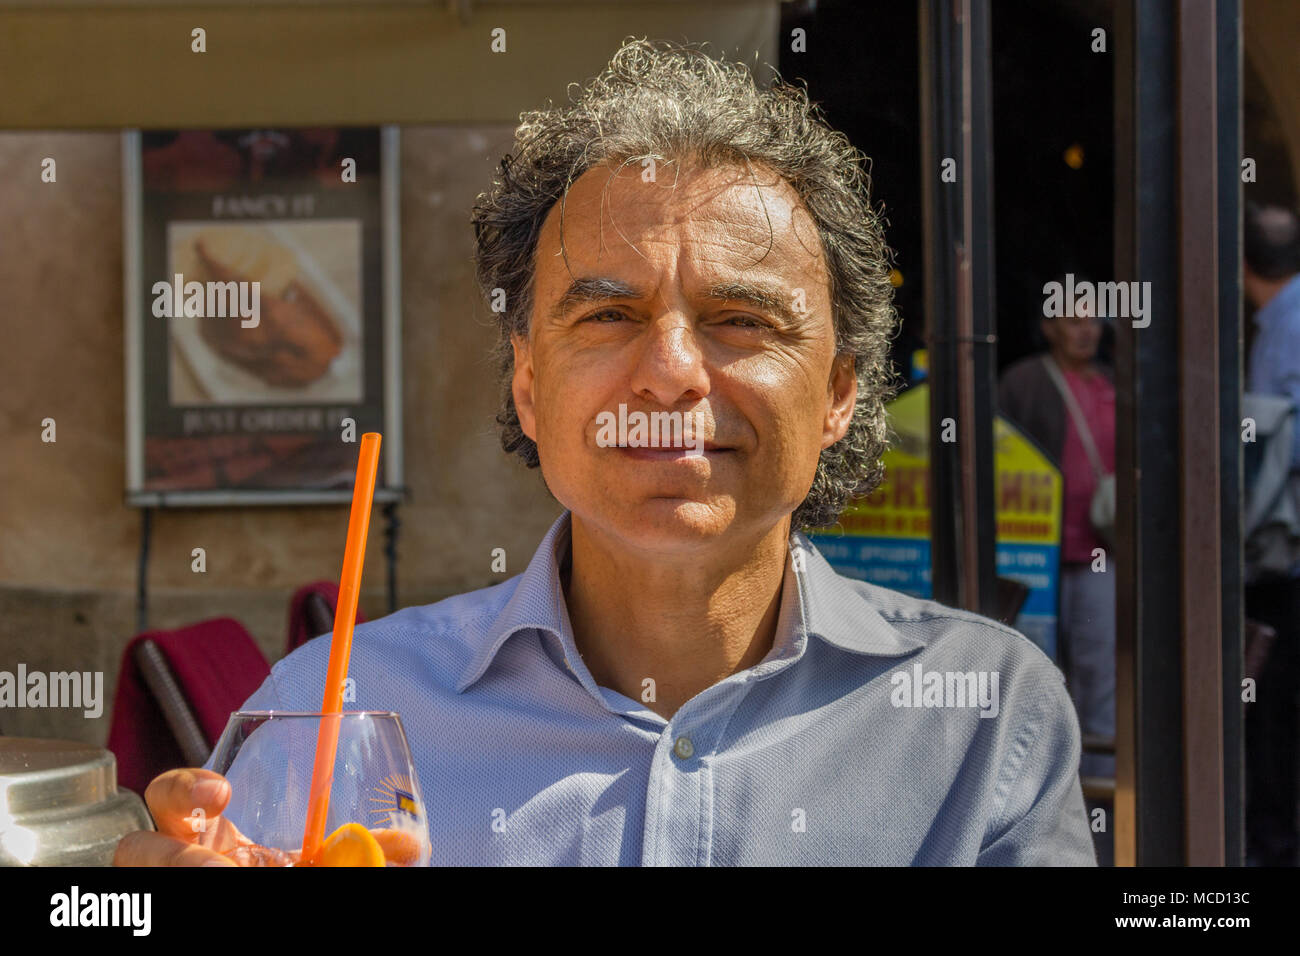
xmin=616 ymin=442 xmax=730 ymax=461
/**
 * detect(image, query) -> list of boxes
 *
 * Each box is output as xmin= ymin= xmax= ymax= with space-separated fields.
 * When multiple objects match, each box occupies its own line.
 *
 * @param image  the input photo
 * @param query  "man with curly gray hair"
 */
xmin=474 ymin=40 xmax=898 ymax=531
xmin=118 ymin=38 xmax=1095 ymax=868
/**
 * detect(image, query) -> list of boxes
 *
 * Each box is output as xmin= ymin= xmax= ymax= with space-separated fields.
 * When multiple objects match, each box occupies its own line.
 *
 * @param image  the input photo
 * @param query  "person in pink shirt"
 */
xmin=999 ymin=296 xmax=1115 ymax=781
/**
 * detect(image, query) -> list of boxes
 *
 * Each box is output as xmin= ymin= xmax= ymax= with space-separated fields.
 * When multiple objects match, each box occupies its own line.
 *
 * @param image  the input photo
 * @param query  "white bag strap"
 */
xmin=1043 ymin=354 xmax=1106 ymax=481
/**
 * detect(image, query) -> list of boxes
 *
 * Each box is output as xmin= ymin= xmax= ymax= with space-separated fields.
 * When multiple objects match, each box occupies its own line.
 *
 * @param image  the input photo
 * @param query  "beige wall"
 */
xmin=0 ymin=126 xmax=561 ymax=747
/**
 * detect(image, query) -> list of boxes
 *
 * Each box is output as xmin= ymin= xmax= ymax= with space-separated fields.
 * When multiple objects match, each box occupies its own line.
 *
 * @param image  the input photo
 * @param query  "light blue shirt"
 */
xmin=217 ymin=510 xmax=1096 ymax=865
xmin=1249 ymin=273 xmax=1300 ymax=471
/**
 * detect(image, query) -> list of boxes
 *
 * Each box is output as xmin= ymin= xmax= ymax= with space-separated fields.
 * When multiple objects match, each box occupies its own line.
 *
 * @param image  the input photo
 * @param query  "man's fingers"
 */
xmin=145 ymin=768 xmax=231 ymax=839
xmin=114 ymin=830 xmax=236 ymax=867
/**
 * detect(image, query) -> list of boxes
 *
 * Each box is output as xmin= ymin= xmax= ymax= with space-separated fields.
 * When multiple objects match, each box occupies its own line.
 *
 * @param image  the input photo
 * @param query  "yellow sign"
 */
xmin=828 ymin=384 xmax=1062 ymax=544
xmin=810 ymin=383 xmax=1063 ymax=657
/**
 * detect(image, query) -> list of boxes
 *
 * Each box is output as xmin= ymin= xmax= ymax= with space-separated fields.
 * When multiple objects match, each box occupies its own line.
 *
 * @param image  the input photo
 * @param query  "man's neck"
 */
xmin=562 ymin=513 xmax=789 ymax=720
xmin=1252 ymin=274 xmax=1296 ymax=313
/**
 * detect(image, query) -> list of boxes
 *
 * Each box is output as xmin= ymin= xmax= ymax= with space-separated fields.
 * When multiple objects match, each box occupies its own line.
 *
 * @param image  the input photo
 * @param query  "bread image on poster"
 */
xmin=166 ymin=222 xmax=363 ymax=405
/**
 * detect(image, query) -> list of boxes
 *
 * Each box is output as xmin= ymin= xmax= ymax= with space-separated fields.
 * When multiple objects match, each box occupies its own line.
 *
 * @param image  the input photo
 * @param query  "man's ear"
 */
xmin=1039 ymin=317 xmax=1056 ymax=346
xmin=511 ymin=333 xmax=538 ymax=441
xmin=823 ymin=353 xmax=858 ymax=449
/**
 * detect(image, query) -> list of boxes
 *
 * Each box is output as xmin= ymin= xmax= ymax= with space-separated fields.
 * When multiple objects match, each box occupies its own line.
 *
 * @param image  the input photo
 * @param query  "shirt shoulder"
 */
xmin=997 ymin=356 xmax=1054 ymax=425
xmin=806 ymin=569 xmax=1091 ymax=863
xmin=1257 ymin=278 xmax=1300 ymax=340
xmin=849 ymin=576 xmax=1055 ymax=663
xmin=1000 ymin=354 xmax=1046 ymax=382
xmin=831 ymin=574 xmax=1072 ymax=720
xmin=242 ymin=575 xmax=527 ymax=711
xmin=998 ymin=355 xmax=1046 ymax=399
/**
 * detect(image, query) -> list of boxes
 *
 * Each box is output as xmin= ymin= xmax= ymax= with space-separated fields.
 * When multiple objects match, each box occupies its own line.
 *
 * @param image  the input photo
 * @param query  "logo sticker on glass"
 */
xmin=371 ymin=774 xmax=420 ymax=821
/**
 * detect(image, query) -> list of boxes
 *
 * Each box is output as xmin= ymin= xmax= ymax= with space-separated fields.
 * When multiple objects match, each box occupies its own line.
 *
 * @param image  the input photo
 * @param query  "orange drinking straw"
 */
xmin=300 ymin=432 xmax=382 ymax=865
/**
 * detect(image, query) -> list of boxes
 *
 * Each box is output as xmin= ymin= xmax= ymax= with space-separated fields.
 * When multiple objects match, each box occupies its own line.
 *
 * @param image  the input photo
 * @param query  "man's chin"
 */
xmin=582 ymin=497 xmax=739 ymax=552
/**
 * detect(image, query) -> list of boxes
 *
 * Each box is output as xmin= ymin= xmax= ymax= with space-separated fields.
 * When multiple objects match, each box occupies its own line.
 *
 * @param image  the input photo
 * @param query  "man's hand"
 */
xmin=114 ymin=767 xmax=429 ymax=866
xmin=113 ymin=769 xmax=247 ymax=867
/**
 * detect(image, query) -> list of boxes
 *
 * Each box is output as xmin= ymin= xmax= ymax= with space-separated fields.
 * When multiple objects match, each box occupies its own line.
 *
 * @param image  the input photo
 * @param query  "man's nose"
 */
xmin=629 ymin=315 xmax=710 ymax=405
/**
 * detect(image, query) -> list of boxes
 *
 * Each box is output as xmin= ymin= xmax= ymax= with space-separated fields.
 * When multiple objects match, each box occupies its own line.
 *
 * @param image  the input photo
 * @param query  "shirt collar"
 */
xmin=454 ymin=511 xmax=576 ymax=693
xmin=455 ymin=510 xmax=922 ymax=694
xmin=786 ymin=531 xmax=926 ymax=657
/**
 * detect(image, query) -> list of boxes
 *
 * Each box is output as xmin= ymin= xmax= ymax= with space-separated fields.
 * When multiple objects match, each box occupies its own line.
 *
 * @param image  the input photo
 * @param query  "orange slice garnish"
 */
xmin=314 ymin=822 xmax=385 ymax=867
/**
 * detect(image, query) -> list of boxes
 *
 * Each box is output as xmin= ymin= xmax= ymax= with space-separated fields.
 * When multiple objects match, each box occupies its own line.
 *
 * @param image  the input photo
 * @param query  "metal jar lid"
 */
xmin=0 ymin=738 xmax=154 ymax=866
xmin=0 ymin=738 xmax=118 ymax=816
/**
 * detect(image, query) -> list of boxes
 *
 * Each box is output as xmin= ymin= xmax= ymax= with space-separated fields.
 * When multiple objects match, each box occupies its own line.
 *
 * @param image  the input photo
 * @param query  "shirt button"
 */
xmin=673 ymin=735 xmax=694 ymax=759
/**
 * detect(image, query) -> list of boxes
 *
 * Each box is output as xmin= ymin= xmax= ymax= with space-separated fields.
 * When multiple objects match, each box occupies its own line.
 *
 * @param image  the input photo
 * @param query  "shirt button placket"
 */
xmin=643 ymin=727 xmax=705 ymax=866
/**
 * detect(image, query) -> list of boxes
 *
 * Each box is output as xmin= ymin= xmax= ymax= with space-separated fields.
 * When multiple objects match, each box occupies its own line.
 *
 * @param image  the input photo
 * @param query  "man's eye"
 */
xmin=583 ymin=309 xmax=626 ymax=323
xmin=724 ymin=314 xmax=768 ymax=329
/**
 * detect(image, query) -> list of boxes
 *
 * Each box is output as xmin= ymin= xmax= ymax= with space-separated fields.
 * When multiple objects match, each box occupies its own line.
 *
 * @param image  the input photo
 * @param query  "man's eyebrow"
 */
xmin=705 ymin=282 xmax=801 ymax=325
xmin=547 ymin=277 xmax=805 ymax=326
xmin=548 ymin=277 xmax=647 ymax=319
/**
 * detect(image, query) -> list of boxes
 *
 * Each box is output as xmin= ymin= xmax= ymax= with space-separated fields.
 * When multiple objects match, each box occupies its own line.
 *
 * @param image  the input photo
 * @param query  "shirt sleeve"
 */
xmin=1278 ymin=367 xmax=1300 ymax=472
xmin=976 ymin=666 xmax=1098 ymax=866
xmin=200 ymin=667 xmax=297 ymax=772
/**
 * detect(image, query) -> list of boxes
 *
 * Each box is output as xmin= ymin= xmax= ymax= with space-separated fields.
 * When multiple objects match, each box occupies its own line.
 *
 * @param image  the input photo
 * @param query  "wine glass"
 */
xmin=206 ymin=711 xmax=430 ymax=866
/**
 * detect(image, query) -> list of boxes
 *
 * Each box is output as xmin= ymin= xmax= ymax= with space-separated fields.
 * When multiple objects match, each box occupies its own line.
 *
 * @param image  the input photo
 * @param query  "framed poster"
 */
xmin=123 ymin=127 xmax=402 ymax=505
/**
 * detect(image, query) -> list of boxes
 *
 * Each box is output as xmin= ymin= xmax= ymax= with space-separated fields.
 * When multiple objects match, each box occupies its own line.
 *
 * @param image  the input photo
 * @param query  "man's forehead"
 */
xmin=537 ymin=160 xmax=825 ymax=273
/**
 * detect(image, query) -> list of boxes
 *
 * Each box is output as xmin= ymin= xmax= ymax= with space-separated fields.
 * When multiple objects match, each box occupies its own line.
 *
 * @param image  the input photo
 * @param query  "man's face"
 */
xmin=510 ymin=160 xmax=856 ymax=556
xmin=1041 ymin=305 xmax=1102 ymax=365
